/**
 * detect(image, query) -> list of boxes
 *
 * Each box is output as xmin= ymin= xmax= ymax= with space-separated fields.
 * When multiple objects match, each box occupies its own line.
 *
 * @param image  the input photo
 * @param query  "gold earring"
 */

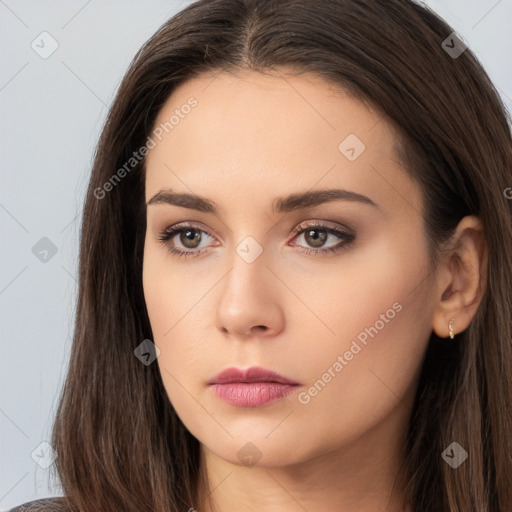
xmin=448 ymin=318 xmax=455 ymax=339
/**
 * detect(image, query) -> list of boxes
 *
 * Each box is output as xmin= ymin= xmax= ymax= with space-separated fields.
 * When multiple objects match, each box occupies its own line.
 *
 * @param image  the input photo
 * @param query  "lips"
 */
xmin=208 ymin=366 xmax=300 ymax=385
xmin=208 ymin=367 xmax=301 ymax=407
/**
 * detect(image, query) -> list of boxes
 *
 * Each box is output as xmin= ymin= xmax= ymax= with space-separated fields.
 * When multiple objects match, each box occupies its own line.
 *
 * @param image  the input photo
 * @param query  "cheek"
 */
xmin=286 ymin=229 xmax=429 ymax=354
xmin=291 ymin=238 xmax=432 ymax=438
xmin=142 ymin=268 xmax=203 ymax=426
xmin=142 ymin=243 xmax=211 ymax=392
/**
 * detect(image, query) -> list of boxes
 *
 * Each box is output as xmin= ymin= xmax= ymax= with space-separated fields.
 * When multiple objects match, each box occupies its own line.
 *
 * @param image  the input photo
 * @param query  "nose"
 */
xmin=215 ymin=246 xmax=285 ymax=340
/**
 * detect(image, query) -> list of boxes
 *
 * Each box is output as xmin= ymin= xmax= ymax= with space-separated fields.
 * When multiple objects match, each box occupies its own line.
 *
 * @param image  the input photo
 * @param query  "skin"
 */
xmin=142 ymin=68 xmax=488 ymax=512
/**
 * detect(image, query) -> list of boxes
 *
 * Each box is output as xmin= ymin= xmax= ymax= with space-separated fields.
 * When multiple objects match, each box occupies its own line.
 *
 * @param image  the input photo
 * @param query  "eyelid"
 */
xmin=159 ymin=221 xmax=214 ymax=238
xmin=290 ymin=219 xmax=354 ymax=236
xmin=159 ymin=219 xmax=352 ymax=239
xmin=158 ymin=222 xmax=217 ymax=248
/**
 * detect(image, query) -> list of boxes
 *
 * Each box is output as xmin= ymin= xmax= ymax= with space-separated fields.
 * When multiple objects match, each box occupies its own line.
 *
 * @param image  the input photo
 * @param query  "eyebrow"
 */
xmin=146 ymin=188 xmax=380 ymax=215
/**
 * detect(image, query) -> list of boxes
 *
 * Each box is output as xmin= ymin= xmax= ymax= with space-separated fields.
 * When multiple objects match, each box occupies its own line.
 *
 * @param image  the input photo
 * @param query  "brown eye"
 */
xmin=303 ymin=228 xmax=328 ymax=248
xmin=290 ymin=222 xmax=355 ymax=256
xmin=157 ymin=221 xmax=355 ymax=259
xmin=179 ymin=229 xmax=203 ymax=249
xmin=157 ymin=223 xmax=215 ymax=258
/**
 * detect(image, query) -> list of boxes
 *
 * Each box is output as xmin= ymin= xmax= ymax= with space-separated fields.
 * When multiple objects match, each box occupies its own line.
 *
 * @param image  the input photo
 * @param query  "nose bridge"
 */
xmin=223 ymin=234 xmax=270 ymax=304
xmin=215 ymin=232 xmax=284 ymax=337
xmin=222 ymin=213 xmax=271 ymax=279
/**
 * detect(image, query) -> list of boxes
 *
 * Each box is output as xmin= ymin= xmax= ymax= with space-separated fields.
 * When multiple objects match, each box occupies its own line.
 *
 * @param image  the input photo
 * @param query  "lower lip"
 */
xmin=210 ymin=382 xmax=298 ymax=407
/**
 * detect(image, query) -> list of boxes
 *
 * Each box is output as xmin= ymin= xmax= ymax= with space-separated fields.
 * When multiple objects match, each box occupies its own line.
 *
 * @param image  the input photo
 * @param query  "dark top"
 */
xmin=8 ymin=498 xmax=70 ymax=512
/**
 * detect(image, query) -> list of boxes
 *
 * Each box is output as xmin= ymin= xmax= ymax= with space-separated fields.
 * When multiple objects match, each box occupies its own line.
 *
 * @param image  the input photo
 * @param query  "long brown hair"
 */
xmin=50 ymin=1 xmax=512 ymax=511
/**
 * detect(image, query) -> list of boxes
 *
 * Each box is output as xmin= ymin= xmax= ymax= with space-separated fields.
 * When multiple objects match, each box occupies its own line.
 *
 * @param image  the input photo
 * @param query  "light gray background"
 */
xmin=1 ymin=0 xmax=511 ymax=509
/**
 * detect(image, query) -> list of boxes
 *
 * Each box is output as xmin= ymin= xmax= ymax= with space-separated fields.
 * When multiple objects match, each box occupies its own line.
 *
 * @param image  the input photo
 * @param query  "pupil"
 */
xmin=306 ymin=229 xmax=326 ymax=247
xmin=182 ymin=230 xmax=200 ymax=248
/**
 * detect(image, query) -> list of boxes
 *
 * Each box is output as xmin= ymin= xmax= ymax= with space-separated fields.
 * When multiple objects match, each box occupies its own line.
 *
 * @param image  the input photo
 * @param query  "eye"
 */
xmin=156 ymin=221 xmax=355 ymax=259
xmin=157 ymin=223 xmax=216 ymax=259
xmin=288 ymin=222 xmax=355 ymax=256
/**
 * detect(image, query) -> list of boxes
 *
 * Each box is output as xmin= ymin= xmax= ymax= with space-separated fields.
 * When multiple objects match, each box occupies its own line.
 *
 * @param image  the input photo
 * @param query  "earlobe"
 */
xmin=431 ymin=215 xmax=488 ymax=339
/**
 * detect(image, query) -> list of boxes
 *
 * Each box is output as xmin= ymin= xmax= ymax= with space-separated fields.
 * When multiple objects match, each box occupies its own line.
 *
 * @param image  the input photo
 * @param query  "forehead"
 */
xmin=144 ymin=69 xmax=421 ymax=217
xmin=150 ymin=69 xmax=389 ymax=147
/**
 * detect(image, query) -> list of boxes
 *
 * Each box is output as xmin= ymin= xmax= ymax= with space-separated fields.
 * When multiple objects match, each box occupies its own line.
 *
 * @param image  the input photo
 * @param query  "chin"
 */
xmin=200 ymin=431 xmax=321 ymax=469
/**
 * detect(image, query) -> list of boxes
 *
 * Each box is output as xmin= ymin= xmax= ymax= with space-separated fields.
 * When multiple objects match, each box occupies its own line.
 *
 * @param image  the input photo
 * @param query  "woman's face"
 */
xmin=143 ymin=69 xmax=437 ymax=468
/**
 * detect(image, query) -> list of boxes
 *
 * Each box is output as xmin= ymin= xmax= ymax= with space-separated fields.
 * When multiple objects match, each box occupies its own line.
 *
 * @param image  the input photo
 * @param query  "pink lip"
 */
xmin=209 ymin=366 xmax=300 ymax=407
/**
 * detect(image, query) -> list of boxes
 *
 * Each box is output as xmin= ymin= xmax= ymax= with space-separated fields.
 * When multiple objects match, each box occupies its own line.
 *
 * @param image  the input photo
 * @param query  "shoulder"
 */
xmin=8 ymin=497 xmax=71 ymax=512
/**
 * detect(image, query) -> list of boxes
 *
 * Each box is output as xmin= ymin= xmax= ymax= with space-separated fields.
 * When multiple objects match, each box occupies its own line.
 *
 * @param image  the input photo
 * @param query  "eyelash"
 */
xmin=156 ymin=222 xmax=355 ymax=259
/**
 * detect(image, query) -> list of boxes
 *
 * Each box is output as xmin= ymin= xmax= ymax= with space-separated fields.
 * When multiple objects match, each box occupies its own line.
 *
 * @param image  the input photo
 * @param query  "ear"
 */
xmin=431 ymin=215 xmax=488 ymax=339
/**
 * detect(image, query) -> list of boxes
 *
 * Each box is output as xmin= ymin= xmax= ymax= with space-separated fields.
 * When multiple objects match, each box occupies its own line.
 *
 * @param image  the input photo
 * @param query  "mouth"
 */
xmin=208 ymin=366 xmax=301 ymax=407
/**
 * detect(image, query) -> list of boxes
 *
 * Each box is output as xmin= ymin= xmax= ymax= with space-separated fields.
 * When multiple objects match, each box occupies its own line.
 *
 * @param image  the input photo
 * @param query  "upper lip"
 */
xmin=208 ymin=366 xmax=300 ymax=385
